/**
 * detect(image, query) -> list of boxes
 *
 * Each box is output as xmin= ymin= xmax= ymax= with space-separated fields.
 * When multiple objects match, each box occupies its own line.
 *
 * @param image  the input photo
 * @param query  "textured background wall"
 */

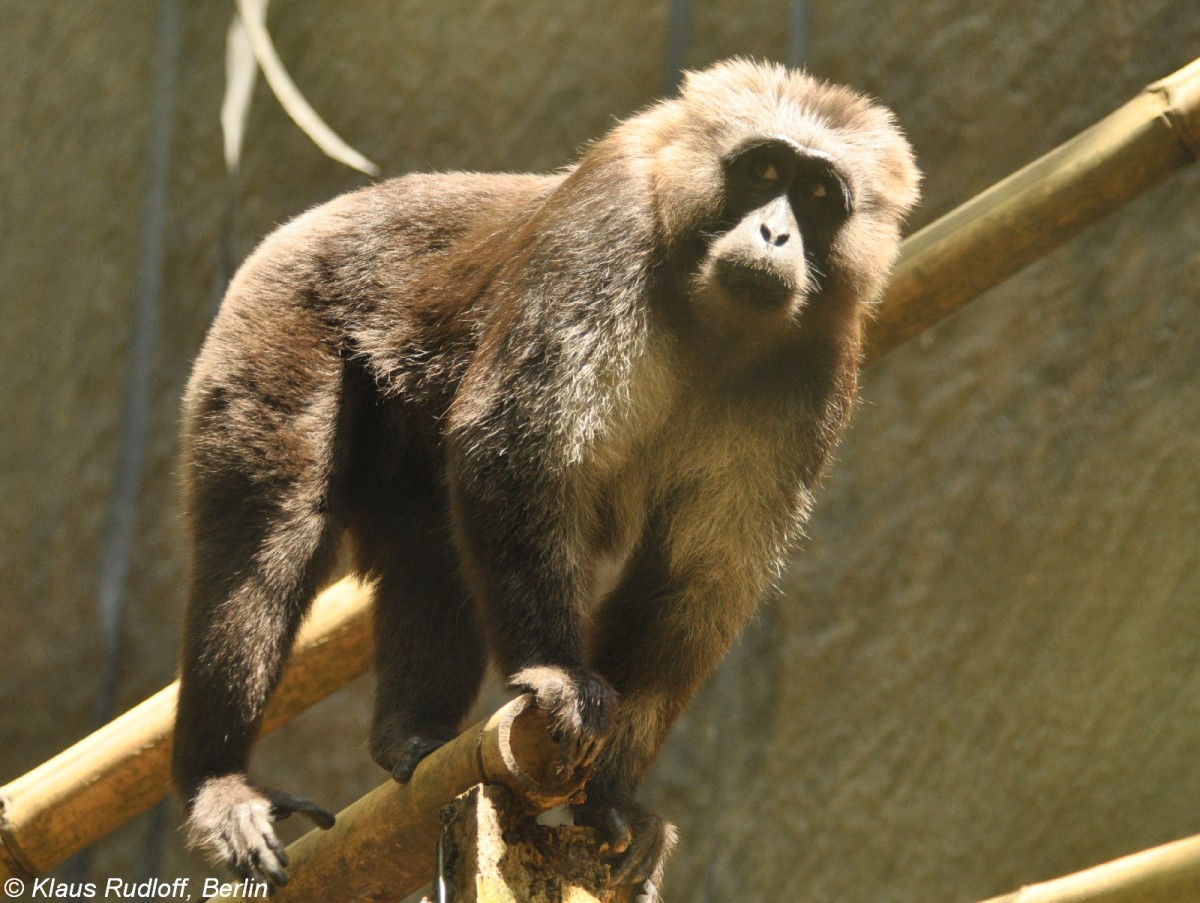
xmin=2 ymin=2 xmax=1198 ymax=900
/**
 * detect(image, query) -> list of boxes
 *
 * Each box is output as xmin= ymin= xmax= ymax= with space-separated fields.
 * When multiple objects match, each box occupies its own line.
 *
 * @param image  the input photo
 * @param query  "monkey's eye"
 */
xmin=798 ymin=170 xmax=853 ymax=220
xmin=748 ymin=158 xmax=782 ymax=185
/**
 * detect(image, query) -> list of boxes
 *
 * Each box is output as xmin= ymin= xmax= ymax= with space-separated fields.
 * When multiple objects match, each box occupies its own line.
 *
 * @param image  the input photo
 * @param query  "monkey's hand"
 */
xmin=184 ymin=773 xmax=335 ymax=888
xmin=575 ymin=794 xmax=678 ymax=903
xmin=508 ymin=665 xmax=617 ymax=774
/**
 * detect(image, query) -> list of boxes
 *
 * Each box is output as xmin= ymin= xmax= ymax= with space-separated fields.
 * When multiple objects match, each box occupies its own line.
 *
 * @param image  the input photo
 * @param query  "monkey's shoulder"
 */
xmin=255 ymin=170 xmax=558 ymax=255
xmin=216 ymin=170 xmax=566 ymax=325
xmin=332 ymin=170 xmax=565 ymax=250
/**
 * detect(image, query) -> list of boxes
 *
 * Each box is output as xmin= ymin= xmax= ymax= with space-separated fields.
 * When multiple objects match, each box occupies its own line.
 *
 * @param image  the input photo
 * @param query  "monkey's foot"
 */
xmin=508 ymin=665 xmax=617 ymax=774
xmin=575 ymin=796 xmax=678 ymax=903
xmin=370 ymin=722 xmax=459 ymax=783
xmin=184 ymin=774 xmax=335 ymax=888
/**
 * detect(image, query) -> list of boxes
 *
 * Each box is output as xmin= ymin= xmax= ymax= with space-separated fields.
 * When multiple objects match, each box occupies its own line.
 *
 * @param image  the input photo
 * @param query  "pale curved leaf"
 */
xmin=222 ymin=6 xmax=260 ymax=175
xmin=235 ymin=0 xmax=380 ymax=176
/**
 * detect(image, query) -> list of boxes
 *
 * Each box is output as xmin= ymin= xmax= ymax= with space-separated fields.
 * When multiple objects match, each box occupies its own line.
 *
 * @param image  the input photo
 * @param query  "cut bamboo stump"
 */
xmin=433 ymin=784 xmax=612 ymax=903
xmin=209 ymin=695 xmax=597 ymax=902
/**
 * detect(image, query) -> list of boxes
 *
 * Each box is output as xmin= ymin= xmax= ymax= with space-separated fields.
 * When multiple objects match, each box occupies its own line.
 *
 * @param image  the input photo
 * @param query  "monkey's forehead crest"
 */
xmin=678 ymin=58 xmax=894 ymax=142
xmin=646 ymin=58 xmax=921 ymax=219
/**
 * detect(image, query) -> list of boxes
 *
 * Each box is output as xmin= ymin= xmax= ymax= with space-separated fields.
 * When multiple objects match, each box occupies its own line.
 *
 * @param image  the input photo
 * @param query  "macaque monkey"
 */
xmin=173 ymin=58 xmax=919 ymax=900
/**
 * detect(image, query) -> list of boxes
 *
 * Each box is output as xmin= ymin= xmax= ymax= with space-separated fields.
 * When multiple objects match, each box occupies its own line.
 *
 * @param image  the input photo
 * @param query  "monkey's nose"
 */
xmin=759 ymin=222 xmax=790 ymax=247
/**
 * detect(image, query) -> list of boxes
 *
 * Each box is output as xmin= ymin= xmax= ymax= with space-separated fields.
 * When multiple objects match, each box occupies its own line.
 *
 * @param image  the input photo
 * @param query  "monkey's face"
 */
xmin=702 ymin=139 xmax=853 ymax=317
xmin=637 ymin=60 xmax=920 ymax=358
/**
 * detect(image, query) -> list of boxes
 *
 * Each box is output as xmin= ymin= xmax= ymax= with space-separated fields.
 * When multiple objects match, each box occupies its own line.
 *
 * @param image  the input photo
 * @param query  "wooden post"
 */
xmin=436 ymin=784 xmax=611 ymax=903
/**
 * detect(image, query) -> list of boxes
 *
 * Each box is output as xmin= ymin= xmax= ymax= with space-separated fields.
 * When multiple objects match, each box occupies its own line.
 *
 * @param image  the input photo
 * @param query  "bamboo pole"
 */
xmin=864 ymin=56 xmax=1200 ymax=362
xmin=209 ymin=695 xmax=592 ymax=901
xmin=2 ymin=55 xmax=1199 ymax=883
xmin=0 ymin=576 xmax=373 ymax=881
xmin=978 ymin=834 xmax=1200 ymax=903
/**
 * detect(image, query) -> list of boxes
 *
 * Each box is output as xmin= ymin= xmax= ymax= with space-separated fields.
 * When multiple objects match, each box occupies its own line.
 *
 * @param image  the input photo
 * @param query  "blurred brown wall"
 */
xmin=2 ymin=2 xmax=1198 ymax=899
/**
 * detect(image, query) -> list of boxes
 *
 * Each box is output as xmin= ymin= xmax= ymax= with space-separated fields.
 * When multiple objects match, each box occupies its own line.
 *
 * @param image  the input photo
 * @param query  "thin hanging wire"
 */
xmin=93 ymin=0 xmax=181 ymax=742
xmin=661 ymin=0 xmax=694 ymax=95
xmin=786 ymin=0 xmax=811 ymax=69
xmin=73 ymin=0 xmax=182 ymax=883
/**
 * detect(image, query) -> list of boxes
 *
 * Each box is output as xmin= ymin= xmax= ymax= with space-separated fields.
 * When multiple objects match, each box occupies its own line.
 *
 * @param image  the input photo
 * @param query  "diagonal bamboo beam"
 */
xmin=2 ymin=55 xmax=1199 ymax=884
xmin=1 ymin=577 xmax=374 ymax=880
xmin=864 ymin=56 xmax=1200 ymax=362
xmin=978 ymin=834 xmax=1200 ymax=903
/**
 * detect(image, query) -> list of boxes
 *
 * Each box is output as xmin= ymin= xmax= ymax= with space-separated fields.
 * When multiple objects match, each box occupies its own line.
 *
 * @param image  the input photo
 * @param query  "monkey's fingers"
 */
xmin=577 ymin=732 xmax=606 ymax=771
xmin=553 ymin=732 xmax=606 ymax=782
xmin=509 ymin=665 xmax=617 ymax=776
xmin=227 ymin=804 xmax=288 ymax=889
xmin=230 ymin=857 xmax=277 ymax=893
xmin=265 ymin=789 xmax=336 ymax=830
xmin=254 ymin=812 xmax=289 ymax=876
xmin=246 ymin=837 xmax=289 ymax=890
xmin=583 ymin=805 xmax=632 ymax=856
xmin=610 ymin=815 xmax=677 ymax=890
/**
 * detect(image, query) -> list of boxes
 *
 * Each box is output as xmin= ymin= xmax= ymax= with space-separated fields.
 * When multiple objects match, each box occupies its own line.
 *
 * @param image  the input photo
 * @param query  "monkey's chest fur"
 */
xmin=335 ymin=294 xmax=853 ymax=632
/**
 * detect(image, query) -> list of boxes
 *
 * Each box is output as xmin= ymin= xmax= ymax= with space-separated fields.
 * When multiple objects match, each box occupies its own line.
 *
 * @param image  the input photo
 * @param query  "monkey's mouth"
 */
xmin=713 ymin=258 xmax=798 ymax=310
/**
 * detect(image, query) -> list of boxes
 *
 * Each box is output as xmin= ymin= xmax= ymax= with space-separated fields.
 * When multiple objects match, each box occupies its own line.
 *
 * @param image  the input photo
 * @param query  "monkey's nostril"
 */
xmin=760 ymin=223 xmax=790 ymax=247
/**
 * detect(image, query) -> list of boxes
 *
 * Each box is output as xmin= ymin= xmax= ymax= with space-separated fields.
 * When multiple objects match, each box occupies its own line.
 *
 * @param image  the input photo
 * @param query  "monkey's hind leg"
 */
xmin=354 ymin=495 xmax=488 ymax=784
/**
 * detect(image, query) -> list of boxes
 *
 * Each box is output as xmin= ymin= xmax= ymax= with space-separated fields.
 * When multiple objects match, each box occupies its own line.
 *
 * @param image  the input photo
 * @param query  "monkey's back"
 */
xmin=178 ymin=171 xmax=564 ymax=522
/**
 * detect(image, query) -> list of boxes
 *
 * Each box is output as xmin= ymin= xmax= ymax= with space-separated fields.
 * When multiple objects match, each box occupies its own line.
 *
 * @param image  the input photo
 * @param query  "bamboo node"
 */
xmin=1149 ymin=57 xmax=1200 ymax=161
xmin=0 ymin=795 xmax=36 ymax=881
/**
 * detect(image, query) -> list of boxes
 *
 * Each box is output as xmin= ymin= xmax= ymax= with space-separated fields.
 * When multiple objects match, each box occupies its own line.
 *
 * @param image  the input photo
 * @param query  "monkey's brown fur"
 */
xmin=173 ymin=59 xmax=919 ymax=898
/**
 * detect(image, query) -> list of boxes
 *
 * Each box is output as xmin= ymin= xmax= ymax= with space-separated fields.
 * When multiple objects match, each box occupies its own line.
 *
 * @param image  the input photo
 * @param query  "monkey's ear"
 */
xmin=861 ymin=115 xmax=921 ymax=220
xmin=615 ymin=100 xmax=725 ymax=245
xmin=652 ymin=141 xmax=726 ymax=243
xmin=877 ymin=131 xmax=922 ymax=220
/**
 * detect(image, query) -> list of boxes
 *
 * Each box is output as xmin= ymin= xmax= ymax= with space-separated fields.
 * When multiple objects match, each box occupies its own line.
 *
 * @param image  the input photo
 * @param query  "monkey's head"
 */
xmin=624 ymin=59 xmax=921 ymax=355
